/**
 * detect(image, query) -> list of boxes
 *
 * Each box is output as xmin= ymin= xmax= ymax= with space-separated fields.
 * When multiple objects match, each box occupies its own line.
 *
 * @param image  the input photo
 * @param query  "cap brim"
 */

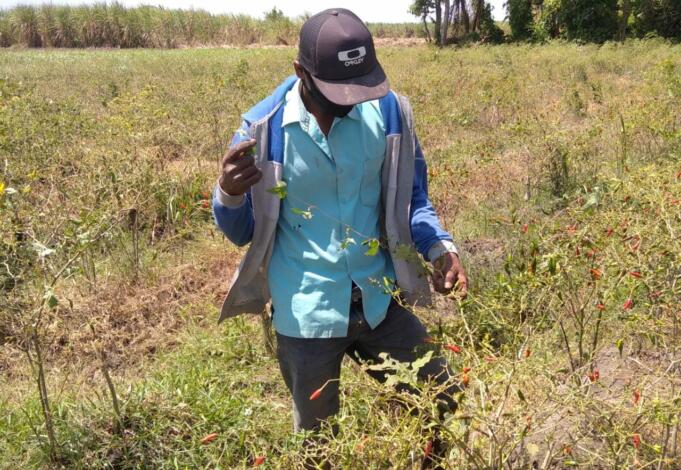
xmin=311 ymin=62 xmax=389 ymax=106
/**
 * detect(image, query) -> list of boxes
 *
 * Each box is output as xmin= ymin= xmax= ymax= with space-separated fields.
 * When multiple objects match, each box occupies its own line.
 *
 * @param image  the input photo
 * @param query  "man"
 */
xmin=212 ymin=7 xmax=468 ymax=462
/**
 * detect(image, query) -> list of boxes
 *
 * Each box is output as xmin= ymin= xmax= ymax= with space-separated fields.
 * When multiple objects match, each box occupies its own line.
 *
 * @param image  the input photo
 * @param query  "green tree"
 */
xmin=631 ymin=0 xmax=681 ymax=39
xmin=506 ymin=0 xmax=534 ymax=40
xmin=534 ymin=0 xmax=562 ymax=40
xmin=478 ymin=3 xmax=505 ymax=43
xmin=559 ymin=0 xmax=619 ymax=42
xmin=409 ymin=0 xmax=503 ymax=45
xmin=264 ymin=7 xmax=285 ymax=22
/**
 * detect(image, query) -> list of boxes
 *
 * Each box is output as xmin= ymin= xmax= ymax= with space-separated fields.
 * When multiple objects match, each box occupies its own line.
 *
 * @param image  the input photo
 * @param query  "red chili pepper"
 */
xmin=309 ymin=387 xmax=323 ymax=401
xmin=596 ymin=303 xmax=606 ymax=311
xmin=445 ymin=344 xmax=462 ymax=354
xmin=524 ymin=348 xmax=531 ymax=358
xmin=590 ymin=268 xmax=602 ymax=280
xmin=632 ymin=433 xmax=641 ymax=450
xmin=563 ymin=445 xmax=573 ymax=455
xmin=623 ymin=298 xmax=634 ymax=310
xmin=200 ymin=432 xmax=218 ymax=445
xmin=202 ymin=200 xmax=210 ymax=209
xmin=424 ymin=440 xmax=433 ymax=459
xmin=605 ymin=227 xmax=614 ymax=237
xmin=462 ymin=373 xmax=470 ymax=386
xmin=462 ymin=367 xmax=472 ymax=373
xmin=355 ymin=435 xmax=369 ymax=451
xmin=253 ymin=456 xmax=266 ymax=467
xmin=588 ymin=369 xmax=600 ymax=382
xmin=629 ymin=271 xmax=642 ymax=279
xmin=521 ymin=223 xmax=529 ymax=234
xmin=633 ymin=389 xmax=641 ymax=405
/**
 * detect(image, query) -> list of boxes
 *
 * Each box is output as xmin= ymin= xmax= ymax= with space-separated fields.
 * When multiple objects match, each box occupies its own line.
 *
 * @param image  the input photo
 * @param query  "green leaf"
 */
xmin=267 ymin=181 xmax=288 ymax=199
xmin=411 ymin=350 xmax=434 ymax=372
xmin=616 ymin=338 xmax=624 ymax=357
xmin=581 ymin=188 xmax=600 ymax=211
xmin=340 ymin=237 xmax=356 ymax=250
xmin=362 ymin=238 xmax=380 ymax=256
xmin=291 ymin=207 xmax=313 ymax=220
xmin=43 ymin=289 xmax=58 ymax=310
xmin=384 ymin=375 xmax=399 ymax=387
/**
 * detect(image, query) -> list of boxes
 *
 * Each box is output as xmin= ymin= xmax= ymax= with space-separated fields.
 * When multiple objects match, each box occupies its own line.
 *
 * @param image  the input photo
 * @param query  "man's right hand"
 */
xmin=219 ymin=139 xmax=262 ymax=196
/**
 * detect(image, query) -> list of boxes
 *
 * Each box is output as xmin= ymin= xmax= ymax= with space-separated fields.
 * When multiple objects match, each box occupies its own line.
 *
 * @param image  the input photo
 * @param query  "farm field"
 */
xmin=0 ymin=41 xmax=680 ymax=468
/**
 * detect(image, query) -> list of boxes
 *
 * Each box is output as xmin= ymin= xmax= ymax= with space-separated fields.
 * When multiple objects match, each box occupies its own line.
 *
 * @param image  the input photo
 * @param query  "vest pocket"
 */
xmin=360 ymin=156 xmax=383 ymax=207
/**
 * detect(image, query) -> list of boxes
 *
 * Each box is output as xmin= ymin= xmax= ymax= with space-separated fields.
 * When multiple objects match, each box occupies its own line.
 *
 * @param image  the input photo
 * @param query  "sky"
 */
xmin=0 ymin=0 xmax=508 ymax=22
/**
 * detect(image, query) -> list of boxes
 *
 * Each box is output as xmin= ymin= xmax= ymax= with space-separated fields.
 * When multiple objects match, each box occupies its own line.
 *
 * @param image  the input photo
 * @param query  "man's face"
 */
xmin=295 ymin=61 xmax=354 ymax=118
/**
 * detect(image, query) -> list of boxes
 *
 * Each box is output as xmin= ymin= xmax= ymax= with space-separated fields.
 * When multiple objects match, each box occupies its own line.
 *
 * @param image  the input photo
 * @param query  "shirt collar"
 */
xmin=282 ymin=79 xmax=360 ymax=128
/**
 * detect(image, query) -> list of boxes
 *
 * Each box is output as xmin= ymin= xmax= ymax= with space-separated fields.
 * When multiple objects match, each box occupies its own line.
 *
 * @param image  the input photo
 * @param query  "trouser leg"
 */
xmin=276 ymin=331 xmax=349 ymax=432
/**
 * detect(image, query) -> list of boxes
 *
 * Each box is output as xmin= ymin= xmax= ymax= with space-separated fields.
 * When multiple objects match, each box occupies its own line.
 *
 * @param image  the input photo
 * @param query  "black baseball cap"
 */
xmin=298 ymin=8 xmax=389 ymax=106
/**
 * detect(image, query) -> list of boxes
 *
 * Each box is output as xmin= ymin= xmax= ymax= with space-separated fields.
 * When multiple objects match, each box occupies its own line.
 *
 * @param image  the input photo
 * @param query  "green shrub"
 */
xmin=631 ymin=0 xmax=681 ymax=40
xmin=558 ymin=0 xmax=619 ymax=43
xmin=507 ymin=0 xmax=534 ymax=40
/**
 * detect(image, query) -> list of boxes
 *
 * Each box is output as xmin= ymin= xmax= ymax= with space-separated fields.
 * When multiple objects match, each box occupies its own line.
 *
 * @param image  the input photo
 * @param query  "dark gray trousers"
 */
xmin=276 ymin=297 xmax=458 ymax=432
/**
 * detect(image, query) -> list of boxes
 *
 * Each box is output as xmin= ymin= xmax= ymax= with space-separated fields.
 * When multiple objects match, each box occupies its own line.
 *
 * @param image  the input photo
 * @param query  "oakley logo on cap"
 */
xmin=338 ymin=46 xmax=366 ymax=67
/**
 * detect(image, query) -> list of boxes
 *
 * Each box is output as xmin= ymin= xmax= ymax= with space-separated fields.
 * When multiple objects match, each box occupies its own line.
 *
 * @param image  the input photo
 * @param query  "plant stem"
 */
xmin=31 ymin=329 xmax=59 ymax=462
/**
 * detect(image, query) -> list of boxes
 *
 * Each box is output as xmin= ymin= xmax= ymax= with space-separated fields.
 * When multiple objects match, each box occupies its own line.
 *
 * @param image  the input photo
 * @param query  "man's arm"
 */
xmin=410 ymin=137 xmax=457 ymax=260
xmin=409 ymin=136 xmax=468 ymax=297
xmin=211 ymin=122 xmax=259 ymax=246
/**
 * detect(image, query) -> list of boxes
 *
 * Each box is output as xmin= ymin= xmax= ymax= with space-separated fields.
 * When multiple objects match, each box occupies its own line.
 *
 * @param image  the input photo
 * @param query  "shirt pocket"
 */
xmin=360 ymin=156 xmax=384 ymax=207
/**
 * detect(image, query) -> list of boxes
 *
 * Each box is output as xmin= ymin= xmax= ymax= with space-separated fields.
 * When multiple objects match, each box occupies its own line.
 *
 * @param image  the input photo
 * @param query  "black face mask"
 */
xmin=302 ymin=72 xmax=354 ymax=118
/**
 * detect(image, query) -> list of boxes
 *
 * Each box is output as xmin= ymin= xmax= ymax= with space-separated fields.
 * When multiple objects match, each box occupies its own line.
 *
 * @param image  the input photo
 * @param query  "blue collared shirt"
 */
xmin=267 ymin=80 xmax=396 ymax=338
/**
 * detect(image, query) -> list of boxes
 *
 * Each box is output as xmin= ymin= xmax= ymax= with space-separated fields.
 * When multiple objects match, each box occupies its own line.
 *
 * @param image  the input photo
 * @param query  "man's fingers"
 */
xmin=444 ymin=268 xmax=456 ymax=290
xmin=232 ymin=166 xmax=261 ymax=183
xmin=432 ymin=270 xmax=445 ymax=293
xmin=457 ymin=273 xmax=469 ymax=298
xmin=233 ymin=139 xmax=257 ymax=154
xmin=240 ymin=165 xmax=261 ymax=180
xmin=240 ymin=171 xmax=262 ymax=188
xmin=223 ymin=139 xmax=256 ymax=165
xmin=230 ymin=154 xmax=256 ymax=171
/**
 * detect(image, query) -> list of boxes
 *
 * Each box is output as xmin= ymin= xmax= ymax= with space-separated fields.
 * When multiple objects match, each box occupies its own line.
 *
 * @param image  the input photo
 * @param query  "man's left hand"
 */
xmin=432 ymin=252 xmax=468 ymax=298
